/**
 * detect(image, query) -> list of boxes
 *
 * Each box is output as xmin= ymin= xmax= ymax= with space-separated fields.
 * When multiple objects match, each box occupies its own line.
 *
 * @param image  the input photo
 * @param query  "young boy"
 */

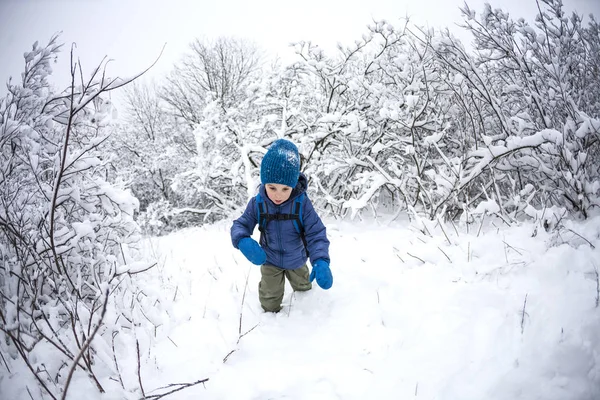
xmin=231 ymin=139 xmax=332 ymax=313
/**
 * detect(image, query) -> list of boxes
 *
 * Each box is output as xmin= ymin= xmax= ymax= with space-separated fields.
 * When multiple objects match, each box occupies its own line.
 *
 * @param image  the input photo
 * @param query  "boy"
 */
xmin=231 ymin=139 xmax=332 ymax=313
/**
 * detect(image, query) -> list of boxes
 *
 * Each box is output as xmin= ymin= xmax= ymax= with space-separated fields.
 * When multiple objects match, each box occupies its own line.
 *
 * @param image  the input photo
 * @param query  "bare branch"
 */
xmin=61 ymin=289 xmax=109 ymax=400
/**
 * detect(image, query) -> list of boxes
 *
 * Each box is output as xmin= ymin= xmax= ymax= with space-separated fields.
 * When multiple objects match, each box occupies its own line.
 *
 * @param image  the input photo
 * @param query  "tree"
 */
xmin=0 ymin=36 xmax=156 ymax=399
xmin=108 ymin=81 xmax=198 ymax=234
xmin=160 ymin=37 xmax=263 ymax=124
xmin=429 ymin=0 xmax=600 ymax=221
xmin=113 ymin=37 xmax=265 ymax=234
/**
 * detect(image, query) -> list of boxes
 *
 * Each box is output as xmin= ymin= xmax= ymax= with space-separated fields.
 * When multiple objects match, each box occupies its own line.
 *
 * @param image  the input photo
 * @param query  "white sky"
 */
xmin=1 ymin=0 xmax=598 ymax=91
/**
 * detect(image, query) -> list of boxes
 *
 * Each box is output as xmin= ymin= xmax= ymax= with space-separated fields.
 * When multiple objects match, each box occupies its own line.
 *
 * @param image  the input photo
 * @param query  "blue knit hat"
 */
xmin=260 ymin=139 xmax=300 ymax=188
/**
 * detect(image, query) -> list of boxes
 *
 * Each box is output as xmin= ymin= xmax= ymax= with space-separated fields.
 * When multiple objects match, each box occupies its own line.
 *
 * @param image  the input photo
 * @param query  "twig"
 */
xmin=468 ymin=242 xmax=471 ymax=263
xmin=437 ymin=217 xmax=452 ymax=245
xmin=239 ymin=324 xmax=259 ymax=341
xmin=502 ymin=240 xmax=523 ymax=256
xmin=393 ymin=247 xmax=405 ymax=263
xmin=111 ymin=332 xmax=125 ymax=390
xmin=438 ymin=247 xmax=452 ymax=263
xmin=119 ymin=242 xmax=128 ymax=265
xmin=61 ymin=289 xmax=109 ymax=400
xmin=122 ymin=263 xmax=158 ymax=277
xmin=237 ymin=267 xmax=251 ymax=340
xmin=465 ymin=204 xmax=470 ymax=234
xmin=287 ymin=292 xmax=295 ymax=317
xmin=26 ymin=385 xmax=35 ymax=400
xmin=567 ymin=229 xmax=595 ymax=249
xmin=222 ymin=350 xmax=236 ymax=363
xmin=495 ymin=212 xmax=512 ymax=227
xmin=5 ymin=328 xmax=58 ymax=400
xmin=136 ymin=339 xmax=145 ymax=398
xmin=0 ymin=347 xmax=11 ymax=373
xmin=224 ymin=267 xmax=254 ymax=363
xmin=141 ymin=378 xmax=209 ymax=400
xmin=450 ymin=219 xmax=460 ymax=237
xmin=407 ymin=252 xmax=425 ymax=264
xmin=594 ymin=263 xmax=599 ymax=309
xmin=520 ymin=294 xmax=528 ymax=335
xmin=476 ymin=213 xmax=485 ymax=237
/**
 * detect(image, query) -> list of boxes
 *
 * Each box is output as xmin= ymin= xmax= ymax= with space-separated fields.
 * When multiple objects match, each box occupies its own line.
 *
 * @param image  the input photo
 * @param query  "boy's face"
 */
xmin=265 ymin=183 xmax=292 ymax=205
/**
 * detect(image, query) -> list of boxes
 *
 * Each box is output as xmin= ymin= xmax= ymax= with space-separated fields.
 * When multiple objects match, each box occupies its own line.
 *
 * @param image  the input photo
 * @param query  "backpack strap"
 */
xmin=293 ymin=193 xmax=309 ymax=257
xmin=256 ymin=193 xmax=268 ymax=232
xmin=255 ymin=193 xmax=308 ymax=257
xmin=291 ymin=193 xmax=305 ymax=236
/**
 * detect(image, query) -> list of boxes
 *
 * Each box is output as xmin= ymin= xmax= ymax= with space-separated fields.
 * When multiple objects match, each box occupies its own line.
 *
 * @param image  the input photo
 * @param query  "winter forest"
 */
xmin=1 ymin=0 xmax=600 ymax=399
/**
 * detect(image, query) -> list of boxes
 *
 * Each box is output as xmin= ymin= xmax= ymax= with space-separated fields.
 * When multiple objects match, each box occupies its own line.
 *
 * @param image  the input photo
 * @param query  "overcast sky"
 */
xmin=1 ymin=0 xmax=598 ymax=92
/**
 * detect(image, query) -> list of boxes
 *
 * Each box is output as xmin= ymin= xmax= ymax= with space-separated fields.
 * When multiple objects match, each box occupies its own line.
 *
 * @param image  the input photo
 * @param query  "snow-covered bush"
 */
xmin=163 ymin=60 xmax=324 ymax=225
xmin=107 ymin=82 xmax=197 ymax=235
xmin=0 ymin=36 xmax=157 ymax=399
xmin=113 ymin=38 xmax=264 ymax=234
xmin=432 ymin=0 xmax=600 ymax=222
xmin=291 ymin=22 xmax=466 ymax=220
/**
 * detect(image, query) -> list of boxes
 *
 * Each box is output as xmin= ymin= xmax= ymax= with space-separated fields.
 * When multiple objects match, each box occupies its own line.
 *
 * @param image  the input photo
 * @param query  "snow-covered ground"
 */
xmin=3 ymin=215 xmax=600 ymax=400
xmin=123 ymin=215 xmax=600 ymax=400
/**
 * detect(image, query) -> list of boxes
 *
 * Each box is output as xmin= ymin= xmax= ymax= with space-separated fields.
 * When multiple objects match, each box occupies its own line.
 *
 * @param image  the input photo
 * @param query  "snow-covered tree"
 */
xmin=160 ymin=37 xmax=263 ymax=124
xmin=172 ymin=62 xmax=308 ymax=220
xmin=113 ymin=37 xmax=266 ymax=234
xmin=430 ymin=0 xmax=600 ymax=222
xmin=0 ymin=36 xmax=155 ymax=399
xmin=108 ymin=82 xmax=197 ymax=234
xmin=288 ymin=22 xmax=464 ymax=221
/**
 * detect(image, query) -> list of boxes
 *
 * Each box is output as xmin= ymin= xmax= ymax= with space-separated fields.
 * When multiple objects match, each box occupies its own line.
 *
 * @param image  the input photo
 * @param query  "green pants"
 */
xmin=259 ymin=264 xmax=312 ymax=312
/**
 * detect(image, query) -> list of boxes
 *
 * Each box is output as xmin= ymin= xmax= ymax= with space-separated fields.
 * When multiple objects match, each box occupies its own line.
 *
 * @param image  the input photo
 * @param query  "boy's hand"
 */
xmin=238 ymin=237 xmax=266 ymax=265
xmin=310 ymin=259 xmax=333 ymax=289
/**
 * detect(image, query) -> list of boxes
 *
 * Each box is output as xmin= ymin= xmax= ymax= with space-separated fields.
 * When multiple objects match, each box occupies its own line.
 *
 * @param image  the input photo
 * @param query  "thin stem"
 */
xmin=61 ymin=290 xmax=109 ymax=400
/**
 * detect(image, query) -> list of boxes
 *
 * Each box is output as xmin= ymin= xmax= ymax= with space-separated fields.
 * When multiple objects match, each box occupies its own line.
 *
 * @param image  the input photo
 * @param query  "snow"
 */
xmin=150 ymin=216 xmax=600 ymax=399
xmin=5 ymin=214 xmax=595 ymax=400
xmin=471 ymin=199 xmax=500 ymax=215
xmin=343 ymin=175 xmax=388 ymax=218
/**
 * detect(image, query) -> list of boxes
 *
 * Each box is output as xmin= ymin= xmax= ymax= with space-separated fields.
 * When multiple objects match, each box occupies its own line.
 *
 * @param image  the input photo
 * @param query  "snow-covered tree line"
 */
xmin=116 ymin=0 xmax=599 ymax=235
xmin=0 ymin=36 xmax=171 ymax=399
xmin=107 ymin=37 xmax=264 ymax=234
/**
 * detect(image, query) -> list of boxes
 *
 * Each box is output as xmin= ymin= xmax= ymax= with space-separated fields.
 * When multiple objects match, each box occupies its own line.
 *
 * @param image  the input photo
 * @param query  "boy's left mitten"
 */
xmin=238 ymin=237 xmax=266 ymax=265
xmin=310 ymin=259 xmax=333 ymax=289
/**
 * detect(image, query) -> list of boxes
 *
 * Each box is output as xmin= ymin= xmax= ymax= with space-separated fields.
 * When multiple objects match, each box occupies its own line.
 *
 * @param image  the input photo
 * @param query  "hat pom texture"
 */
xmin=260 ymin=139 xmax=300 ymax=188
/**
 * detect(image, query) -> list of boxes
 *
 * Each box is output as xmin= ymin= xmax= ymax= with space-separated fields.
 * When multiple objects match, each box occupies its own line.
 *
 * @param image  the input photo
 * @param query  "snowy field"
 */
xmin=119 ymin=215 xmax=600 ymax=400
xmin=3 ymin=215 xmax=600 ymax=400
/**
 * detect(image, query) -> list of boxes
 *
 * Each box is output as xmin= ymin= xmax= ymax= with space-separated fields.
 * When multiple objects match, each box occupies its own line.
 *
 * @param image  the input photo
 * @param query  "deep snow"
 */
xmin=2 ymin=214 xmax=600 ymax=400
xmin=131 ymin=215 xmax=600 ymax=400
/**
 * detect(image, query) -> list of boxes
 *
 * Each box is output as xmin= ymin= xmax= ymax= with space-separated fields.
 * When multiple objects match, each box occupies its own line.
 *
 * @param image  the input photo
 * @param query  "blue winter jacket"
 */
xmin=231 ymin=174 xmax=330 ymax=270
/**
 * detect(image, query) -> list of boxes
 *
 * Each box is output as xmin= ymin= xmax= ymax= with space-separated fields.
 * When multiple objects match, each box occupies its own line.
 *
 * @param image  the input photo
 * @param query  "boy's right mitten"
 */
xmin=238 ymin=237 xmax=266 ymax=265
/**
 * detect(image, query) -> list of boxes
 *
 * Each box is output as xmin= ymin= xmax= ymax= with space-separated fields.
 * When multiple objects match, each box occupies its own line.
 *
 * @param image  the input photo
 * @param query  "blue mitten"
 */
xmin=238 ymin=237 xmax=266 ymax=265
xmin=309 ymin=259 xmax=333 ymax=289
